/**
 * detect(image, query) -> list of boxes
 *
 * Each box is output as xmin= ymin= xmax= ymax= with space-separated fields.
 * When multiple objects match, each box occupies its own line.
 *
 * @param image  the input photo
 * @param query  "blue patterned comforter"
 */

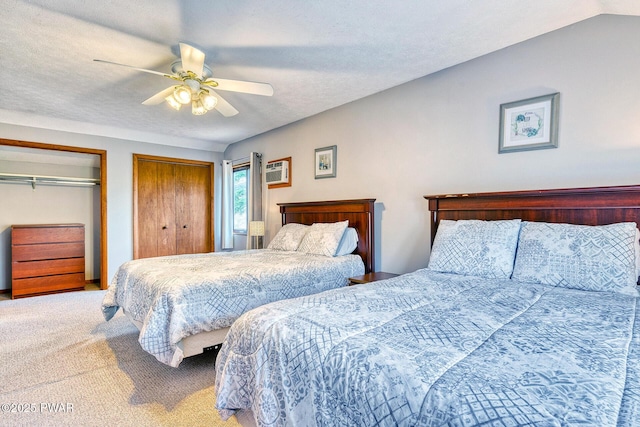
xmin=215 ymin=269 xmax=640 ymax=426
xmin=102 ymin=249 xmax=363 ymax=367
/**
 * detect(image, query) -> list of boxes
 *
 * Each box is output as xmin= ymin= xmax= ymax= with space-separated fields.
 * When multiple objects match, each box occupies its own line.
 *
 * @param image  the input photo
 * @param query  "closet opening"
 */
xmin=0 ymin=139 xmax=107 ymax=298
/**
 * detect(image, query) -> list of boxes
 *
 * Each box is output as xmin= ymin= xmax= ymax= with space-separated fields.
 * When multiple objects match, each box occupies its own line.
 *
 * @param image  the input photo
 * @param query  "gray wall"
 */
xmin=0 ymin=125 xmax=223 ymax=286
xmin=224 ymin=14 xmax=640 ymax=274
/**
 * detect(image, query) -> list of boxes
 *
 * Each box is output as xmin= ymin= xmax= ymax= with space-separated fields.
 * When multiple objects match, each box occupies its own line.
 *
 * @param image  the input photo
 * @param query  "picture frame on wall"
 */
xmin=499 ymin=92 xmax=559 ymax=153
xmin=314 ymin=145 xmax=337 ymax=179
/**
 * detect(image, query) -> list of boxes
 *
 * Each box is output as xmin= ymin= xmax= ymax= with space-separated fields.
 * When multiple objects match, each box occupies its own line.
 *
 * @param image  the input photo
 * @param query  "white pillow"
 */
xmin=335 ymin=227 xmax=358 ymax=256
xmin=635 ymin=228 xmax=640 ymax=281
xmin=267 ymin=223 xmax=309 ymax=251
xmin=297 ymin=220 xmax=349 ymax=256
xmin=427 ymin=219 xmax=521 ymax=279
xmin=512 ymin=221 xmax=638 ymax=296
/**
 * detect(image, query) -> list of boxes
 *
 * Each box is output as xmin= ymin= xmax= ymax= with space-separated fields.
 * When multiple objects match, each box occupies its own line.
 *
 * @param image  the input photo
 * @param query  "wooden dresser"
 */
xmin=11 ymin=224 xmax=85 ymax=299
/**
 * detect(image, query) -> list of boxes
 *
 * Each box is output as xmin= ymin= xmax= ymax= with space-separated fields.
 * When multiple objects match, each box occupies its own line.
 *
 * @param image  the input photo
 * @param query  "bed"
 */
xmin=214 ymin=185 xmax=640 ymax=426
xmin=102 ymin=198 xmax=375 ymax=367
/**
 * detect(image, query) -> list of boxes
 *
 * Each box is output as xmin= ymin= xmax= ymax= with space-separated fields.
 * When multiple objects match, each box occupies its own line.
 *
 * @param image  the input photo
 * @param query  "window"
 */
xmin=233 ymin=165 xmax=249 ymax=233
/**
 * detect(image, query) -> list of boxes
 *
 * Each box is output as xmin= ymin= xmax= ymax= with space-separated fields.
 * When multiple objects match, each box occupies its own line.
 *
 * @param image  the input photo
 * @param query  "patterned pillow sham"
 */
xmin=427 ymin=219 xmax=521 ymax=279
xmin=267 ymin=223 xmax=309 ymax=251
xmin=512 ymin=221 xmax=639 ymax=296
xmin=297 ymin=220 xmax=349 ymax=256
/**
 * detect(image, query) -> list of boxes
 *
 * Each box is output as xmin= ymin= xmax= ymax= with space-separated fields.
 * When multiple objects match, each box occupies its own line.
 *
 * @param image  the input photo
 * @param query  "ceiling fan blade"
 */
xmin=212 ymin=78 xmax=274 ymax=96
xmin=93 ymin=59 xmax=173 ymax=78
xmin=179 ymin=43 xmax=205 ymax=79
xmin=142 ymin=86 xmax=178 ymax=105
xmin=208 ymin=90 xmax=239 ymax=117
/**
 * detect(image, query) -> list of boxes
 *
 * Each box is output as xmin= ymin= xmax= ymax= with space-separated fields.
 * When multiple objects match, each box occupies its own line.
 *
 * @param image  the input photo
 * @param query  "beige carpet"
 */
xmin=0 ymin=289 xmax=246 ymax=427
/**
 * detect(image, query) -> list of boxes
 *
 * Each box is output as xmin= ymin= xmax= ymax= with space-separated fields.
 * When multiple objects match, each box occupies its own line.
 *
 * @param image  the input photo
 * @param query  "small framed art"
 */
xmin=314 ymin=145 xmax=337 ymax=179
xmin=499 ymin=92 xmax=559 ymax=154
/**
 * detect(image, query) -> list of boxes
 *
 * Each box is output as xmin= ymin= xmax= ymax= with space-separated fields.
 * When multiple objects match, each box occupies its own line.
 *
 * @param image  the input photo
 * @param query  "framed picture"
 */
xmin=314 ymin=145 xmax=337 ymax=179
xmin=499 ymin=92 xmax=559 ymax=153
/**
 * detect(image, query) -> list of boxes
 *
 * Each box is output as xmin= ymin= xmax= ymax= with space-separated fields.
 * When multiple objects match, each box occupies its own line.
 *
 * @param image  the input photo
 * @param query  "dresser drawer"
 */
xmin=12 ymin=257 xmax=85 ymax=280
xmin=12 ymin=242 xmax=85 ymax=262
xmin=12 ymin=225 xmax=84 ymax=245
xmin=11 ymin=273 xmax=85 ymax=298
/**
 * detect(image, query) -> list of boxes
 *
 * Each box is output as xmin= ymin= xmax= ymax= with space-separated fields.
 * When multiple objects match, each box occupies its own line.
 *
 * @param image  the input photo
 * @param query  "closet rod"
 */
xmin=0 ymin=172 xmax=100 ymax=190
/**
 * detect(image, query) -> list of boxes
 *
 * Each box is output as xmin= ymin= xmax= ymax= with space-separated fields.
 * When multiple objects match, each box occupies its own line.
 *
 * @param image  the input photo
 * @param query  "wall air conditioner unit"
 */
xmin=265 ymin=160 xmax=289 ymax=184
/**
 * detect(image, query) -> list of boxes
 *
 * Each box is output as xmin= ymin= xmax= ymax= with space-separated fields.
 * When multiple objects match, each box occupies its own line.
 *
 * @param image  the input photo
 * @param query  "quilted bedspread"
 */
xmin=101 ymin=249 xmax=364 ymax=366
xmin=215 ymin=269 xmax=640 ymax=426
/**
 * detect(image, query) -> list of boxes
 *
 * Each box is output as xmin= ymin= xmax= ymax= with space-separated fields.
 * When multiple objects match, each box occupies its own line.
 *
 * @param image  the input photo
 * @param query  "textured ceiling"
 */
xmin=1 ymin=0 xmax=639 ymax=152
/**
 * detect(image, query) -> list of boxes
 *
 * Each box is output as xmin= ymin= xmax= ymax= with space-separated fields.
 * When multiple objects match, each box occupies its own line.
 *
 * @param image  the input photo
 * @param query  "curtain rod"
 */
xmin=229 ymin=153 xmax=262 ymax=167
xmin=0 ymin=172 xmax=100 ymax=190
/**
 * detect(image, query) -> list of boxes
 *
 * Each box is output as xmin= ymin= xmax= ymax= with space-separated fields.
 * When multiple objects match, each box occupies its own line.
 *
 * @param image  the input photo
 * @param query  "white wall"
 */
xmin=224 ymin=14 xmax=640 ymax=274
xmin=0 ymin=125 xmax=224 ymax=287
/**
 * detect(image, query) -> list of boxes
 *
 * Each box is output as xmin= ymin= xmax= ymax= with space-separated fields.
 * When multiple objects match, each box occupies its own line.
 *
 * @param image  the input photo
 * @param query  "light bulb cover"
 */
xmin=192 ymin=99 xmax=207 ymax=115
xmin=165 ymin=94 xmax=182 ymax=110
xmin=200 ymin=91 xmax=218 ymax=111
xmin=174 ymin=85 xmax=192 ymax=104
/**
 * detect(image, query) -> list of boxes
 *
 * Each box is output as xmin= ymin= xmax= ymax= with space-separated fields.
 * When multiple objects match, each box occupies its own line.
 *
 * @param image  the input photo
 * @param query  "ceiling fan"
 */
xmin=94 ymin=43 xmax=273 ymax=117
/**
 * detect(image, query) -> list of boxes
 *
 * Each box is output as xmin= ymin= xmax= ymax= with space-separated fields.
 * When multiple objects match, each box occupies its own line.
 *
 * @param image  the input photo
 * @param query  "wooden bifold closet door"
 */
xmin=134 ymin=154 xmax=214 ymax=259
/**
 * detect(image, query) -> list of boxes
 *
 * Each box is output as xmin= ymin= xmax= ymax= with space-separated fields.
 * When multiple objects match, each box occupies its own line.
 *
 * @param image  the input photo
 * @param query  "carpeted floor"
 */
xmin=0 ymin=289 xmax=246 ymax=426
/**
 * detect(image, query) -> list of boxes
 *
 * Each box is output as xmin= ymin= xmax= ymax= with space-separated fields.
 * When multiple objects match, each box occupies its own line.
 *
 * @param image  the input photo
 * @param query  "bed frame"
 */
xmin=279 ymin=198 xmax=376 ymax=273
xmin=150 ymin=198 xmax=377 ymax=360
xmin=425 ymin=184 xmax=640 ymax=285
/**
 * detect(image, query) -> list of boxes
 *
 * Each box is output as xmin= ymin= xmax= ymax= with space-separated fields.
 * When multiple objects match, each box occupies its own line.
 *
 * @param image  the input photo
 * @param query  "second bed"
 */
xmin=102 ymin=198 xmax=376 ymax=366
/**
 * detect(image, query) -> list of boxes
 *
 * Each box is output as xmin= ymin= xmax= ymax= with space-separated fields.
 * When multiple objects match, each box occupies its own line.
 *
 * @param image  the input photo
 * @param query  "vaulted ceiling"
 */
xmin=1 ymin=1 xmax=638 ymax=152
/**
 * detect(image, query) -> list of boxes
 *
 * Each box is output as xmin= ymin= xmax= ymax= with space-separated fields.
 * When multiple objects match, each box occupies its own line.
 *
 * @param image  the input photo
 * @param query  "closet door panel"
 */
xmin=190 ymin=164 xmax=211 ymax=253
xmin=175 ymin=163 xmax=193 ymax=255
xmin=157 ymin=162 xmax=177 ymax=257
xmin=137 ymin=160 xmax=159 ymax=259
xmin=175 ymin=163 xmax=211 ymax=254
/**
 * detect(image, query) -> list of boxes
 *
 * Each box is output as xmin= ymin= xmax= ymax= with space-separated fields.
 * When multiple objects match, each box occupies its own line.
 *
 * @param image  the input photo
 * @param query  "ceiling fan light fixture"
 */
xmin=192 ymin=99 xmax=207 ymax=115
xmin=200 ymin=90 xmax=218 ymax=111
xmin=165 ymin=94 xmax=182 ymax=110
xmin=95 ymin=42 xmax=273 ymax=118
xmin=174 ymin=85 xmax=192 ymax=104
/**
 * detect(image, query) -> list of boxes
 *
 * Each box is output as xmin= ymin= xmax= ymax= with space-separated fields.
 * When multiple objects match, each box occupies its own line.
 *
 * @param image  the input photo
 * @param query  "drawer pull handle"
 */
xmin=162 ymin=226 xmax=168 ymax=230
xmin=183 ymin=225 xmax=188 ymax=229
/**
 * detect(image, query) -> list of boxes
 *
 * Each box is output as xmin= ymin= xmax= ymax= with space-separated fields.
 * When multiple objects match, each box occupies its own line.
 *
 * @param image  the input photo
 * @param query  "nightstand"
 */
xmin=348 ymin=271 xmax=399 ymax=286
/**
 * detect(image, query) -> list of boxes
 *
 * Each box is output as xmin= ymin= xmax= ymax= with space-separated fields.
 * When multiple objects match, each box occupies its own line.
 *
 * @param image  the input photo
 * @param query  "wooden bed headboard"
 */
xmin=278 ymin=199 xmax=376 ymax=273
xmin=424 ymin=185 xmax=640 ymax=245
